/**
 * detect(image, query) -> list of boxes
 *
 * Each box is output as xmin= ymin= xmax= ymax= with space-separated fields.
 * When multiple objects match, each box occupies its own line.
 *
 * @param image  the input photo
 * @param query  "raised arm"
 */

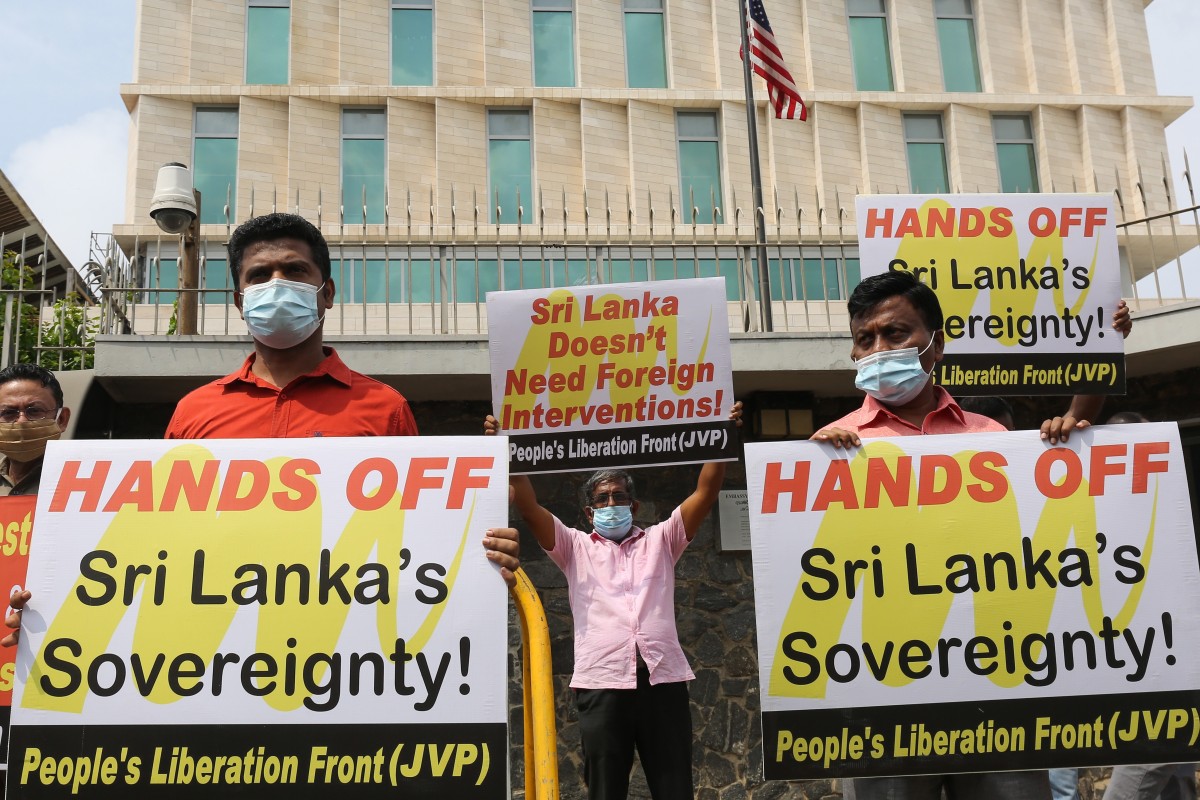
xmin=679 ymin=461 xmax=727 ymax=541
xmin=678 ymin=401 xmax=742 ymax=540
xmin=510 ymin=475 xmax=557 ymax=551
xmin=485 ymin=414 xmax=557 ymax=550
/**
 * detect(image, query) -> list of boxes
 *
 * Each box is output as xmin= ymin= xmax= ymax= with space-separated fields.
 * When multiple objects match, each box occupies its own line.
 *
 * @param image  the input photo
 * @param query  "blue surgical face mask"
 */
xmin=854 ymin=338 xmax=935 ymax=406
xmin=592 ymin=505 xmax=634 ymax=541
xmin=241 ymin=278 xmax=325 ymax=349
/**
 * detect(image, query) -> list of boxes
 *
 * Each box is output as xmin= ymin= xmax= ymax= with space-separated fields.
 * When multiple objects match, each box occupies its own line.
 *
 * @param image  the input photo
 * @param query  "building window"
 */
xmin=993 ymin=115 xmax=1040 ymax=193
xmin=532 ymin=0 xmax=575 ymax=87
xmin=342 ymin=109 xmax=386 ymax=225
xmin=488 ymin=110 xmax=533 ymax=224
xmin=846 ymin=0 xmax=894 ymax=92
xmin=904 ymin=114 xmax=949 ymax=193
xmin=193 ymin=108 xmax=238 ymax=225
xmin=766 ymin=254 xmax=861 ymax=301
xmin=934 ymin=0 xmax=981 ymax=92
xmin=677 ymin=112 xmax=723 ymax=224
xmin=624 ymin=0 xmax=667 ymax=89
xmin=392 ymin=1 xmax=434 ymax=86
xmin=245 ymin=0 xmax=289 ymax=85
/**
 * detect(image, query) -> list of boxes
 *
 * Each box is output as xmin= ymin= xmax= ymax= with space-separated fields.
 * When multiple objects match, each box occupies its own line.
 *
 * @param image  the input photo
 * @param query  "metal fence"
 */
xmin=0 ymin=232 xmax=100 ymax=371
xmin=38 ymin=161 xmax=1200 ymax=368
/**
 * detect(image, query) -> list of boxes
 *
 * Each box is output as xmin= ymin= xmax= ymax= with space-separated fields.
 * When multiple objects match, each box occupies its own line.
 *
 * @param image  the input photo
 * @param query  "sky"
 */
xmin=0 ymin=0 xmax=1197 ymax=291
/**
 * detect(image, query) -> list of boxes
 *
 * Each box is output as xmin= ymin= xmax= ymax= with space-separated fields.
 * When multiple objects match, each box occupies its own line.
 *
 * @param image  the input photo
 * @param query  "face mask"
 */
xmin=854 ymin=338 xmax=935 ymax=406
xmin=592 ymin=506 xmax=634 ymax=541
xmin=241 ymin=278 xmax=325 ymax=349
xmin=0 ymin=418 xmax=62 ymax=462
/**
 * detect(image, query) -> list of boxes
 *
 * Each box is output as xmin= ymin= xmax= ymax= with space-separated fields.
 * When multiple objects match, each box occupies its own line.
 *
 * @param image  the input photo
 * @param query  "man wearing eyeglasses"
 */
xmin=0 ymin=364 xmax=70 ymax=497
xmin=498 ymin=402 xmax=740 ymax=800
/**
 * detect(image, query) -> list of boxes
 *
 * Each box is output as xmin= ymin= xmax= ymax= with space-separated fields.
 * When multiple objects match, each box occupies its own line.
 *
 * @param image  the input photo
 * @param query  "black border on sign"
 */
xmin=8 ymin=722 xmax=507 ymax=798
xmin=509 ymin=420 xmax=740 ymax=475
xmin=933 ymin=353 xmax=1125 ymax=396
xmin=762 ymin=689 xmax=1200 ymax=780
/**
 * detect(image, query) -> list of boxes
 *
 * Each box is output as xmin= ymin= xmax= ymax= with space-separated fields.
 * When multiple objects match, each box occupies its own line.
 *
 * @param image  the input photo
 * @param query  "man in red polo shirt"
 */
xmin=165 ymin=212 xmax=418 ymax=439
xmin=814 ymin=270 xmax=1047 ymax=800
xmin=165 ymin=212 xmax=516 ymax=575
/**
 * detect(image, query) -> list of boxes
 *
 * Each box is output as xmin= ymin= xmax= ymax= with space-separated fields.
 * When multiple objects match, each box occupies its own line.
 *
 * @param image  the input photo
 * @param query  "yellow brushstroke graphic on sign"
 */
xmin=891 ymin=199 xmax=1100 ymax=348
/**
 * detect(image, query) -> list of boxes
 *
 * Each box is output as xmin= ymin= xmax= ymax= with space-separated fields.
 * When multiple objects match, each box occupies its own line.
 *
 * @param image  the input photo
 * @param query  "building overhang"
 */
xmin=94 ymin=304 xmax=1200 ymax=406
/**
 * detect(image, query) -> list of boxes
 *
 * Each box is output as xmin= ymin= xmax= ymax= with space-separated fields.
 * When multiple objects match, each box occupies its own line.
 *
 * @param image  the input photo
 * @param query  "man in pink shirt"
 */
xmin=813 ymin=270 xmax=1049 ymax=800
xmin=506 ymin=420 xmax=738 ymax=800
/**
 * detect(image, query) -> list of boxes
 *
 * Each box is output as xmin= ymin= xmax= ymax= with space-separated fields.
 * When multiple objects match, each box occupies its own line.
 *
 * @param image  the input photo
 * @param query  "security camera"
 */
xmin=149 ymin=162 xmax=198 ymax=234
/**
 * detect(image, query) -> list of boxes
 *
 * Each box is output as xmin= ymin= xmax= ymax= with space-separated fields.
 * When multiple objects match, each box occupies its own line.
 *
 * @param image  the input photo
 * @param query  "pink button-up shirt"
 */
xmin=545 ymin=507 xmax=695 ymax=689
xmin=826 ymin=385 xmax=1006 ymax=437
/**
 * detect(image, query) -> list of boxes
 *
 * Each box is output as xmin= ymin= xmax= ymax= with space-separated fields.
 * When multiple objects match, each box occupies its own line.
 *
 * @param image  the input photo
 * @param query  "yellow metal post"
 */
xmin=509 ymin=568 xmax=559 ymax=800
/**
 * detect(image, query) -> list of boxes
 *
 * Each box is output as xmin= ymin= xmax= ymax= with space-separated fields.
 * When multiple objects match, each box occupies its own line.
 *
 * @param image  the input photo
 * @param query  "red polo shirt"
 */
xmin=825 ymin=385 xmax=1005 ymax=438
xmin=165 ymin=348 xmax=418 ymax=439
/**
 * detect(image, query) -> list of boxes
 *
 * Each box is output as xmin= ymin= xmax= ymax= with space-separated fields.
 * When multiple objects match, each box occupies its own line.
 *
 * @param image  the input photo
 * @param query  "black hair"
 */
xmin=957 ymin=396 xmax=1015 ymax=428
xmin=582 ymin=469 xmax=637 ymax=507
xmin=0 ymin=363 xmax=64 ymax=408
xmin=847 ymin=270 xmax=943 ymax=332
xmin=1106 ymin=411 xmax=1149 ymax=425
xmin=227 ymin=212 xmax=332 ymax=287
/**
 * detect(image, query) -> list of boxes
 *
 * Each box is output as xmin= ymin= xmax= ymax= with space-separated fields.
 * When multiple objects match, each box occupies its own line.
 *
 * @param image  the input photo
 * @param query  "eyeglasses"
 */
xmin=590 ymin=491 xmax=632 ymax=508
xmin=0 ymin=406 xmax=58 ymax=423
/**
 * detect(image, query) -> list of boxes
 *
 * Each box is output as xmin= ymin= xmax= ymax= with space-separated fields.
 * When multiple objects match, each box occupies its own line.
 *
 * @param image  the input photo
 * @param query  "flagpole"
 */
xmin=737 ymin=0 xmax=774 ymax=332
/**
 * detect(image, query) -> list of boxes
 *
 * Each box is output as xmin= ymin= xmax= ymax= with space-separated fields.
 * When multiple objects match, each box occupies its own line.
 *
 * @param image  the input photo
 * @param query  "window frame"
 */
xmin=622 ymin=0 xmax=668 ymax=89
xmin=992 ymin=113 xmax=1041 ymax=193
xmin=192 ymin=106 xmax=240 ymax=226
xmin=340 ymin=108 xmax=388 ymax=225
xmin=902 ymin=113 xmax=950 ymax=194
xmin=845 ymin=0 xmax=895 ymax=92
xmin=390 ymin=0 xmax=435 ymax=87
xmin=675 ymin=110 xmax=725 ymax=224
xmin=933 ymin=0 xmax=982 ymax=92
xmin=244 ymin=0 xmax=291 ymax=85
xmin=487 ymin=109 xmax=535 ymax=225
xmin=530 ymin=0 xmax=576 ymax=88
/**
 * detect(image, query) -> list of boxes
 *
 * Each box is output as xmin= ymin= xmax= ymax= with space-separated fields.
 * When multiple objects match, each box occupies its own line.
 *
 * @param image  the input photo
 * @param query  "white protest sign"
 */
xmin=856 ymin=194 xmax=1124 ymax=395
xmin=487 ymin=277 xmax=736 ymax=473
xmin=748 ymin=425 xmax=1199 ymax=779
xmin=11 ymin=437 xmax=510 ymax=799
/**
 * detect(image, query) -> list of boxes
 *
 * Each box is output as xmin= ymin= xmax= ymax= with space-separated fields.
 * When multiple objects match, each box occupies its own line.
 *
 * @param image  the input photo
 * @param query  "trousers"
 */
xmin=574 ymin=659 xmax=692 ymax=800
xmin=846 ymin=770 xmax=1052 ymax=800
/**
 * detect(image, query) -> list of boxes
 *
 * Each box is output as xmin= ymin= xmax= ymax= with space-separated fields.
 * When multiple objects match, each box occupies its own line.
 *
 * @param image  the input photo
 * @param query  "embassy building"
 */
xmin=66 ymin=0 xmax=1200 ymax=796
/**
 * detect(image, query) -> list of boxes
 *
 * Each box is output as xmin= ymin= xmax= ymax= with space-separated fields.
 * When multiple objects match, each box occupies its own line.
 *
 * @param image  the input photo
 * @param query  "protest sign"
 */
xmin=855 ymin=194 xmax=1124 ymax=395
xmin=747 ymin=425 xmax=1199 ymax=779
xmin=487 ymin=277 xmax=736 ymax=473
xmin=0 ymin=495 xmax=36 ymax=775
xmin=10 ymin=438 xmax=510 ymax=799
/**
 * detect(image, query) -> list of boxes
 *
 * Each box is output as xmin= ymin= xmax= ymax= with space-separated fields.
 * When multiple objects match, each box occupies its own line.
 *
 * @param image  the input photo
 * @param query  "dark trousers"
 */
xmin=574 ymin=661 xmax=693 ymax=800
xmin=846 ymin=771 xmax=1052 ymax=800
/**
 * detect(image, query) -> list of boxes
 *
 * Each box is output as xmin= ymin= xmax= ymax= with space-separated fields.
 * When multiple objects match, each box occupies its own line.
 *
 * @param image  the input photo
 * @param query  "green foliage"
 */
xmin=2 ymin=249 xmax=97 ymax=370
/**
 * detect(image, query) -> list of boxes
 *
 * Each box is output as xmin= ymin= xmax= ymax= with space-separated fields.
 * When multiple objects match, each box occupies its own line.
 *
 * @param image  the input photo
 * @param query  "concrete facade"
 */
xmin=117 ymin=0 xmax=1192 ymax=230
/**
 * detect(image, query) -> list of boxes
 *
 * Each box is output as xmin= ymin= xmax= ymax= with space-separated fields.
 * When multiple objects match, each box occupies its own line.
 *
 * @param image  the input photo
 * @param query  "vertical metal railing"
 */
xmin=46 ymin=157 xmax=1195 ymax=350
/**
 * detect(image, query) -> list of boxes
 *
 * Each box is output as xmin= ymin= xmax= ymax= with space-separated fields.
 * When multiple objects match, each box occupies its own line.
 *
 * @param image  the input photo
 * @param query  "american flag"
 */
xmin=742 ymin=0 xmax=808 ymax=121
